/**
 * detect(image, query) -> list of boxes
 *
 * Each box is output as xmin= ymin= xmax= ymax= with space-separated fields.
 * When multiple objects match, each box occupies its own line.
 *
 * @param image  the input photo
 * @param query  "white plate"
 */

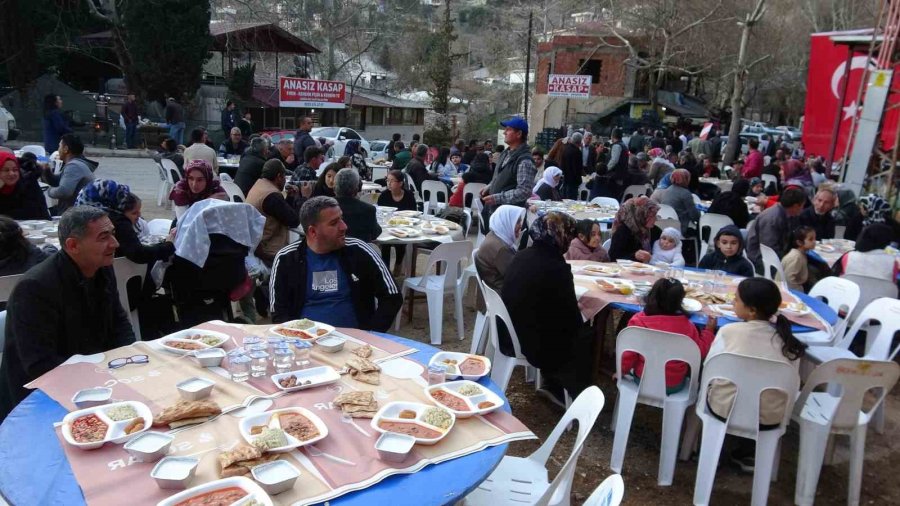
xmin=781 ymin=302 xmax=811 ymax=316
xmin=395 ymin=210 xmax=422 ymax=217
xmin=370 ymin=401 xmax=455 ymax=445
xmin=815 ymin=244 xmax=836 ymax=253
xmin=681 ymin=298 xmax=702 ymax=313
xmin=270 ymin=366 xmax=341 ymax=392
xmin=709 ymin=304 xmax=739 ymax=318
xmin=159 ymin=329 xmax=231 ymax=355
xmin=424 ymin=381 xmax=505 ymax=419
xmin=376 ymin=206 xmax=398 ymax=213
xmin=581 ymin=264 xmax=621 ymax=277
xmin=386 ymin=217 xmax=421 ymax=227
xmin=269 ymin=321 xmax=335 ymax=340
xmin=593 ymin=277 xmax=635 ymax=293
xmin=428 ymin=352 xmax=491 ymax=381
xmin=156 ymin=476 xmax=273 ymax=506
xmin=62 ymin=401 xmax=153 ymax=450
xmin=239 ymin=407 xmax=328 ymax=453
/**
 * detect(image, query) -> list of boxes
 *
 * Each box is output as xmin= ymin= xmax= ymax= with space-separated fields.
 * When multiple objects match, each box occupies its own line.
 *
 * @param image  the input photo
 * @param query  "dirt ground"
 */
xmin=387 ymin=257 xmax=900 ymax=506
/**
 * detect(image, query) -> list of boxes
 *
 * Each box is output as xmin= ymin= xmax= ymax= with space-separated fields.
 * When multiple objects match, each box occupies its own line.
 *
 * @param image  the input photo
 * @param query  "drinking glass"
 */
xmin=266 ymin=335 xmax=285 ymax=354
xmin=242 ymin=335 xmax=262 ymax=348
xmin=427 ymin=365 xmax=447 ymax=385
xmin=227 ymin=352 xmax=251 ymax=382
xmin=714 ymin=270 xmax=727 ymax=294
xmin=291 ymin=340 xmax=313 ymax=369
xmin=273 ymin=346 xmax=294 ymax=374
xmin=249 ymin=350 xmax=269 ymax=377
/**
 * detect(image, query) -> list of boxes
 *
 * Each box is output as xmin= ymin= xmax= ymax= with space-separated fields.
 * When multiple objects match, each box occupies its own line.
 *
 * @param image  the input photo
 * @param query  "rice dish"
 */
xmin=252 ymin=427 xmax=289 ymax=450
xmin=457 ymin=384 xmax=482 ymax=396
xmin=421 ymin=407 xmax=452 ymax=429
xmin=284 ymin=319 xmax=315 ymax=330
xmin=105 ymin=405 xmax=139 ymax=421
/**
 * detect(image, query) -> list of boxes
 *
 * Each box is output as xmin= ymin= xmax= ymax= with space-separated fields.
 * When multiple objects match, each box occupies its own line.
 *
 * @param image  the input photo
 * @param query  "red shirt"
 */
xmin=449 ymin=182 xmax=465 ymax=207
xmin=621 ymin=312 xmax=715 ymax=387
xmin=742 ymin=149 xmax=763 ymax=178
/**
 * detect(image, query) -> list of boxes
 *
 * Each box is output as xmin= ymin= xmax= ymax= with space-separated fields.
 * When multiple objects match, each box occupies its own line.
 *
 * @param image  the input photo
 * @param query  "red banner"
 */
xmin=803 ymin=31 xmax=900 ymax=160
xmin=279 ymin=77 xmax=346 ymax=109
xmin=547 ymin=74 xmax=591 ymax=99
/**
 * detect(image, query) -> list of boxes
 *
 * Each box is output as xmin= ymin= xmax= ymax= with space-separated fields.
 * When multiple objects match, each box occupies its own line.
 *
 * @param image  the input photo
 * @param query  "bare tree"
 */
xmin=723 ymin=0 xmax=768 ymax=165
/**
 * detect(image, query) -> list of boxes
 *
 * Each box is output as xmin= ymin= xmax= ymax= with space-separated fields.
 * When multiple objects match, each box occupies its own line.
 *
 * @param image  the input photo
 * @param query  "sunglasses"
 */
xmin=108 ymin=355 xmax=149 ymax=369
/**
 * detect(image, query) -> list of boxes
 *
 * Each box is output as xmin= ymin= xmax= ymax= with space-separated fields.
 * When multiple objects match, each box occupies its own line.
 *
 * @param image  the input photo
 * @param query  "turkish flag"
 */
xmin=803 ymin=30 xmax=900 ymax=160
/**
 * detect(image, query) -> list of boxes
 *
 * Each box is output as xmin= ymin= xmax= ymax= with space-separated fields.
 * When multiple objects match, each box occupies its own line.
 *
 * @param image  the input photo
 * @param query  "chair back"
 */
xmin=699 ymin=213 xmax=734 ymax=257
xmin=808 ymin=277 xmax=861 ymax=343
xmin=462 ymin=183 xmax=487 ymax=210
xmin=482 ymin=284 xmax=525 ymax=361
xmin=578 ymin=184 xmax=590 ymax=202
xmin=841 ymin=274 xmax=899 ymax=324
xmin=220 ymin=181 xmax=246 ymax=203
xmin=761 ymin=173 xmax=778 ymax=189
xmin=421 ymin=180 xmax=448 ymax=215
xmin=797 ymin=359 xmax=900 ymax=432
xmin=147 ymin=219 xmax=174 ymax=236
xmin=601 ymin=238 xmax=611 ymax=251
xmin=656 ymin=204 xmax=679 ymax=220
xmin=534 ymin=386 xmax=606 ymax=505
xmin=622 ymin=184 xmax=651 ymax=202
xmin=403 ymin=172 xmax=421 ymax=202
xmin=759 ymin=244 xmax=785 ymax=281
xmin=584 ymin=474 xmax=625 ymax=506
xmin=615 ymin=327 xmax=702 ymax=403
xmin=691 ymin=193 xmax=701 ymax=205
xmin=590 ymin=197 xmax=619 ymax=208
xmin=834 ymin=297 xmax=900 ymax=360
xmin=0 ymin=274 xmax=24 ymax=304
xmin=0 ymin=310 xmax=5 ymax=354
xmin=416 ymin=240 xmax=472 ymax=291
xmin=160 ymin=158 xmax=181 ymax=184
xmin=716 ymin=180 xmax=733 ymax=193
xmin=20 ymin=145 xmax=46 ymax=158
xmin=113 ymin=257 xmax=146 ymax=339
xmin=697 ymin=353 xmax=799 ymax=438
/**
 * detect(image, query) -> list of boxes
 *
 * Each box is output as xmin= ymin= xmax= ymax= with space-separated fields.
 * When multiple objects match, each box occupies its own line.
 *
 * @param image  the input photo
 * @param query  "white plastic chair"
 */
xmin=421 ymin=180 xmax=448 ymax=216
xmin=590 ymin=196 xmax=619 ymax=208
xmin=459 ymin=247 xmax=479 ymax=329
xmin=759 ymin=244 xmax=785 ymax=281
xmin=691 ymin=193 xmax=701 ymax=205
xmin=793 ymin=359 xmax=900 ymax=506
xmin=159 ymin=159 xmax=182 ymax=209
xmin=20 ymin=145 xmax=47 ymax=158
xmin=698 ymin=213 xmax=734 ymax=258
xmin=0 ymin=273 xmax=23 ymax=306
xmin=681 ymin=353 xmax=800 ymax=506
xmin=464 ymin=386 xmax=606 ymax=506
xmin=799 ymin=277 xmax=861 ymax=347
xmin=147 ymin=219 xmax=173 ymax=237
xmin=403 ymin=172 xmax=422 ymax=206
xmin=481 ymin=284 xmax=532 ymax=392
xmin=578 ymin=183 xmax=590 ymax=202
xmin=656 ymin=204 xmax=679 ymax=221
xmin=463 ymin=182 xmax=487 ymax=235
xmin=583 ymin=474 xmax=625 ymax=506
xmin=156 ymin=162 xmax=170 ymax=207
xmin=0 ymin=310 xmax=5 ymax=359
xmin=469 ymin=252 xmax=490 ymax=356
xmin=622 ymin=184 xmax=651 ymax=202
xmin=610 ymin=328 xmax=702 ymax=486
xmin=841 ymin=274 xmax=899 ymax=325
xmin=397 ymin=240 xmax=472 ymax=345
xmin=113 ymin=257 xmax=146 ymax=341
xmin=220 ymin=181 xmax=246 ymax=203
xmin=716 ymin=180 xmax=733 ymax=193
xmin=762 ymin=173 xmax=778 ymax=189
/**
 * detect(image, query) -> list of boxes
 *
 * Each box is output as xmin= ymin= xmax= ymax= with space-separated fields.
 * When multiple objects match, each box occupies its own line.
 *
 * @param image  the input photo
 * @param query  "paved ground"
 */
xmin=90 ymin=155 xmax=900 ymax=505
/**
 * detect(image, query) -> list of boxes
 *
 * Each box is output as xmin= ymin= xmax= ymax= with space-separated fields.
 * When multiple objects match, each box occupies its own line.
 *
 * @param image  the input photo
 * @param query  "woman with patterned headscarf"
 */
xmin=500 ymin=211 xmax=589 ymax=401
xmin=659 ymin=168 xmax=700 ymax=235
xmin=169 ymin=159 xmax=228 ymax=219
xmin=609 ymin=195 xmax=661 ymax=262
xmin=344 ymin=139 xmax=371 ymax=181
xmin=77 ymin=179 xmax=175 ymax=264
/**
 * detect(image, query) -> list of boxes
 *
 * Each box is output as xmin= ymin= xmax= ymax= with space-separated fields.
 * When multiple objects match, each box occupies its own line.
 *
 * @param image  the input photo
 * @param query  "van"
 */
xmin=0 ymin=105 xmax=18 ymax=143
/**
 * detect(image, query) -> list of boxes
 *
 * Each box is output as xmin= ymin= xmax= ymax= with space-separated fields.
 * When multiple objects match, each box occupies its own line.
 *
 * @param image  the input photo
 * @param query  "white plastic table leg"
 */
xmin=426 ymin=288 xmax=444 ymax=345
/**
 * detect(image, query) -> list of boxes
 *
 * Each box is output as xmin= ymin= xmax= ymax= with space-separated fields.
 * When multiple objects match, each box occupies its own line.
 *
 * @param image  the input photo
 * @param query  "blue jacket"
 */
xmin=42 ymin=109 xmax=71 ymax=153
xmin=221 ymin=109 xmax=237 ymax=132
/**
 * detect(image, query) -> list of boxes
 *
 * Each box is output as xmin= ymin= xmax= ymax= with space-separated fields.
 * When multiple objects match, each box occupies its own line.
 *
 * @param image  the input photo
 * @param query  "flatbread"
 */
xmin=168 ymin=416 xmax=213 ymax=429
xmin=351 ymin=344 xmax=373 ymax=359
xmin=346 ymin=357 xmax=380 ymax=373
xmin=218 ymin=444 xmax=263 ymax=469
xmin=350 ymin=369 xmax=380 ymax=385
xmin=155 ymin=400 xmax=221 ymax=425
xmin=333 ymin=391 xmax=375 ymax=407
xmin=219 ymin=447 xmax=277 ymax=478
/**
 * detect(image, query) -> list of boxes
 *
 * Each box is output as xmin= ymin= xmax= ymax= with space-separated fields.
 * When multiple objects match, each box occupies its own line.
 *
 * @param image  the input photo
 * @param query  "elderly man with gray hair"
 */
xmin=269 ymin=196 xmax=400 ymax=331
xmin=234 ymin=136 xmax=270 ymax=195
xmin=404 ymin=143 xmax=438 ymax=197
xmin=334 ymin=168 xmax=382 ymax=242
xmin=0 ymin=206 xmax=135 ymax=421
xmin=218 ymin=126 xmax=248 ymax=158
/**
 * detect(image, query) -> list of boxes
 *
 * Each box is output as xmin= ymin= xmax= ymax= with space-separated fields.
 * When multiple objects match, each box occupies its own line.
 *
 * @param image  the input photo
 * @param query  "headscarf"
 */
xmin=528 ymin=211 xmax=577 ymax=255
xmin=613 ymin=195 xmax=659 ymax=241
xmin=782 ymin=159 xmax=810 ymax=184
xmin=75 ymin=179 xmax=132 ymax=213
xmin=731 ymin=178 xmax=751 ymax=197
xmin=670 ymin=168 xmax=691 ymax=188
xmin=489 ymin=205 xmax=526 ymax=251
xmin=749 ymin=177 xmax=762 ymax=188
xmin=533 ymin=166 xmax=562 ymax=194
xmin=859 ymin=194 xmax=891 ymax=226
xmin=170 ymin=159 xmax=224 ymax=207
xmin=648 ymin=147 xmax=664 ymax=158
xmin=855 ymin=223 xmax=893 ymax=252
xmin=344 ymin=139 xmax=361 ymax=156
xmin=0 ymin=151 xmax=19 ymax=193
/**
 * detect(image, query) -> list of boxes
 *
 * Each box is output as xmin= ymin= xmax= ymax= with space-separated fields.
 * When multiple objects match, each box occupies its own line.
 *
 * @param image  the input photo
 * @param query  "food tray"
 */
xmin=268 ymin=320 xmax=335 ymax=340
xmin=781 ymin=301 xmax=811 ymax=316
xmin=386 ymin=217 xmax=421 ymax=227
xmin=581 ymin=264 xmax=622 ymax=277
xmin=156 ymin=476 xmax=273 ymax=506
xmin=425 ymin=380 xmax=505 ymax=418
xmin=158 ymin=329 xmax=231 ymax=355
xmin=428 ymin=351 xmax=491 ymax=381
xmin=61 ymin=401 xmax=152 ymax=450
xmin=270 ymin=366 xmax=341 ymax=392
xmin=681 ymin=298 xmax=702 ymax=313
xmin=394 ymin=210 xmax=422 ymax=217
xmin=238 ymin=407 xmax=328 ymax=453
xmin=709 ymin=304 xmax=739 ymax=318
xmin=370 ymin=401 xmax=455 ymax=445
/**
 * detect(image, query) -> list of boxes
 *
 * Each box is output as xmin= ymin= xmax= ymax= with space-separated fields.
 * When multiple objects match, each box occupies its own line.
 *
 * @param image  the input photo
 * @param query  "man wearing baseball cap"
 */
xmin=480 ymin=116 xmax=536 ymax=227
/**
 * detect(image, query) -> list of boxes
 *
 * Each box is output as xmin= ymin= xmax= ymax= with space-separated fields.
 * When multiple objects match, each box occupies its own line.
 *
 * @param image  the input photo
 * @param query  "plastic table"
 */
xmin=0 ymin=333 xmax=509 ymax=506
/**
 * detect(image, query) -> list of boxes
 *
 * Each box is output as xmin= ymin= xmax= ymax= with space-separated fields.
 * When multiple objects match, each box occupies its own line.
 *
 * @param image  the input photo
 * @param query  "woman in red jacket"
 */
xmin=620 ymin=278 xmax=716 ymax=393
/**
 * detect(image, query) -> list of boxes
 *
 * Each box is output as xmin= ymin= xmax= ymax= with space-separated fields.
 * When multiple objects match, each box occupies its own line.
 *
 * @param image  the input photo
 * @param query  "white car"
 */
xmin=310 ymin=126 xmax=370 ymax=159
xmin=0 ymin=104 xmax=18 ymax=143
xmin=367 ymin=140 xmax=390 ymax=161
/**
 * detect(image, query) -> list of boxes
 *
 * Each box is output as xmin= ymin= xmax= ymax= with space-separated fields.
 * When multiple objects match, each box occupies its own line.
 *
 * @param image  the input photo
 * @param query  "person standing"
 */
xmin=480 ymin=117 xmax=536 ymax=225
xmin=742 ymin=138 xmax=764 ymax=178
xmin=628 ymin=128 xmax=645 ymax=154
xmin=292 ymin=116 xmax=316 ymax=162
xmin=221 ymin=100 xmax=238 ymax=133
xmin=582 ymin=132 xmax=597 ymax=173
xmin=42 ymin=94 xmax=71 ymax=154
xmin=595 ymin=128 xmax=629 ymax=200
xmin=239 ymin=112 xmax=253 ymax=138
xmin=560 ymin=133 xmax=584 ymax=199
xmin=121 ymin=93 xmax=140 ymax=149
xmin=165 ymin=96 xmax=185 ymax=145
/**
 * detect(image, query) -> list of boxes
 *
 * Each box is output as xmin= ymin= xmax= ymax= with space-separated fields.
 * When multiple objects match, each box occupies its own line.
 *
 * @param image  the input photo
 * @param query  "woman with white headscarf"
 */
xmin=533 ymin=166 xmax=562 ymax=201
xmin=474 ymin=204 xmax=526 ymax=312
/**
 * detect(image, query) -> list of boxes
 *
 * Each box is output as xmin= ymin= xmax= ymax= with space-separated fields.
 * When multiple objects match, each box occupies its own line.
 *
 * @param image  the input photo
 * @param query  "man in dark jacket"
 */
xmin=221 ymin=101 xmax=238 ymax=132
xmin=270 ymin=138 xmax=299 ymax=172
xmin=292 ymin=116 xmax=317 ymax=161
xmin=334 ymin=168 xmax=381 ymax=242
xmin=404 ymin=144 xmax=438 ymax=197
xmin=121 ymin=93 xmax=140 ymax=149
xmin=269 ymin=196 xmax=401 ymax=331
xmin=796 ymin=187 xmax=837 ymax=240
xmin=746 ymin=186 xmax=806 ymax=270
xmin=219 ymin=127 xmax=248 ymax=158
xmin=164 ymin=96 xmax=185 ymax=145
xmin=234 ymin=137 xmax=269 ymax=195
xmin=628 ymin=128 xmax=645 ymax=153
xmin=0 ymin=206 xmax=135 ymax=421
xmin=560 ymin=133 xmax=584 ymax=199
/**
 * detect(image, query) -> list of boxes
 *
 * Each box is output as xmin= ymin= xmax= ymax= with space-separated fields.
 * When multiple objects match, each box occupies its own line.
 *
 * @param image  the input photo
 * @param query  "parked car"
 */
xmin=261 ymin=130 xmax=295 ymax=144
xmin=311 ymin=126 xmax=370 ymax=158
xmin=367 ymin=140 xmax=389 ymax=161
xmin=0 ymin=104 xmax=19 ymax=143
xmin=775 ymin=125 xmax=802 ymax=142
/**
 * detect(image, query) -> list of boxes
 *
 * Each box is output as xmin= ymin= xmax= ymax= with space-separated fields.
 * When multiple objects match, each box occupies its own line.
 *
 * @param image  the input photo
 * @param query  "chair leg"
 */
xmin=610 ymin=389 xmax=639 ymax=474
xmin=658 ymin=401 xmax=689 ymax=486
xmin=679 ymin=411 xmax=701 ymax=461
xmin=872 ymin=399 xmax=886 ymax=434
xmin=470 ymin=312 xmax=487 ymax=355
xmin=454 ymin=286 xmax=465 ymax=341
xmin=395 ymin=286 xmax=407 ymax=331
xmin=751 ymin=433 xmax=781 ymax=506
xmin=490 ymin=356 xmax=516 ymax=392
xmin=848 ymin=425 xmax=867 ymax=506
xmin=692 ymin=419 xmax=728 ymax=506
xmin=526 ymin=366 xmax=537 ymax=384
xmin=425 ymin=290 xmax=444 ymax=346
xmin=795 ymin=422 xmax=830 ymax=506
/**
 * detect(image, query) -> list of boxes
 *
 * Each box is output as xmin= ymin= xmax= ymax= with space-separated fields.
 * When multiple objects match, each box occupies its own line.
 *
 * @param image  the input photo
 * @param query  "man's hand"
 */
xmin=286 ymin=154 xmax=295 ymax=165
xmin=166 ymin=228 xmax=177 ymax=243
xmin=300 ymin=182 xmax=314 ymax=198
xmin=480 ymin=186 xmax=489 ymax=197
xmin=635 ymin=250 xmax=652 ymax=263
xmin=482 ymin=194 xmax=496 ymax=206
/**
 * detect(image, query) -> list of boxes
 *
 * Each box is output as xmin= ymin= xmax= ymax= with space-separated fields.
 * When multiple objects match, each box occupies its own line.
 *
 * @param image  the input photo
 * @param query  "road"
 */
xmin=91 ymin=156 xmax=176 ymax=221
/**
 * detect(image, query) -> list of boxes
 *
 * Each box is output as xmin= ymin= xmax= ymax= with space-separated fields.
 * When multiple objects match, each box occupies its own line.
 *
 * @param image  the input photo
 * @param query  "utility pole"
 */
xmin=524 ymin=10 xmax=533 ymax=119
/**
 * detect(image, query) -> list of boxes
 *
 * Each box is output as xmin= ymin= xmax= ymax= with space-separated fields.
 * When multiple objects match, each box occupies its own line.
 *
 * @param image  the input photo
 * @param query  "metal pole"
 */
xmin=826 ymin=52 xmax=854 ymax=169
xmin=524 ymin=10 xmax=533 ymax=119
